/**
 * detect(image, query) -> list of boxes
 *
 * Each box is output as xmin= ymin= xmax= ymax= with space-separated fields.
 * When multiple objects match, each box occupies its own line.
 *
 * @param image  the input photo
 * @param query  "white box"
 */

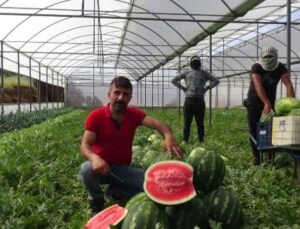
xmin=272 ymin=116 xmax=300 ymax=146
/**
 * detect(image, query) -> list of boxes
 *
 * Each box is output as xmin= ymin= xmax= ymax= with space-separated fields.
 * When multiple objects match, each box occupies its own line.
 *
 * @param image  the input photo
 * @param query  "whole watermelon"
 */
xmin=122 ymin=193 xmax=169 ymax=229
xmin=206 ymin=187 xmax=243 ymax=228
xmin=140 ymin=150 xmax=160 ymax=169
xmin=131 ymin=145 xmax=144 ymax=167
xmin=166 ymin=197 xmax=209 ymax=229
xmin=275 ymin=97 xmax=300 ymax=116
xmin=288 ymin=108 xmax=300 ymax=116
xmin=187 ymin=147 xmax=225 ymax=193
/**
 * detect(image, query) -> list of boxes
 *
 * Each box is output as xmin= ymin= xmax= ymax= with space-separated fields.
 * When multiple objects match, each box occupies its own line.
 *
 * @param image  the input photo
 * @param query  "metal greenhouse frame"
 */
xmin=0 ymin=0 xmax=300 ymax=115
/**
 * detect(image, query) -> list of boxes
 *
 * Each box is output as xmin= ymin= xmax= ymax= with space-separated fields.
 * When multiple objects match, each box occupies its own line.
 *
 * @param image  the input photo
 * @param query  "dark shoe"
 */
xmin=89 ymin=199 xmax=104 ymax=215
xmin=107 ymin=187 xmax=130 ymax=206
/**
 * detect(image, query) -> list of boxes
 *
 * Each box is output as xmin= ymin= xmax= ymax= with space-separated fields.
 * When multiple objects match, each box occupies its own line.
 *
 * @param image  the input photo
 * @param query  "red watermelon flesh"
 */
xmin=144 ymin=160 xmax=196 ymax=205
xmin=84 ymin=204 xmax=128 ymax=229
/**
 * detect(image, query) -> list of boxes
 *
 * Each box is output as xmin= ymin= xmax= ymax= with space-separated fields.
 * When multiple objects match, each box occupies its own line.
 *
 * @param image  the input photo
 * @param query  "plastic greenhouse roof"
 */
xmin=0 ymin=0 xmax=300 ymax=84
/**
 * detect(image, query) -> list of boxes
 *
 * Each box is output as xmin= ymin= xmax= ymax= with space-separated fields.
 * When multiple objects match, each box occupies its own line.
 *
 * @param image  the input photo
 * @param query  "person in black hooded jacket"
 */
xmin=171 ymin=56 xmax=219 ymax=143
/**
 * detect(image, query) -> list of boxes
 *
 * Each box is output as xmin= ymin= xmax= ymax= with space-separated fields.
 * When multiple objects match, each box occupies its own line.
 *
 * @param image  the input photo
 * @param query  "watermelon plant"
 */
xmin=0 ymin=108 xmax=300 ymax=228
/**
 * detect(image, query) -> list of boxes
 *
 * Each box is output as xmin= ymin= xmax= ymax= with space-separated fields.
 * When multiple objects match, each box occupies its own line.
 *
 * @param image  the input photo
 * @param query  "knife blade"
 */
xmin=110 ymin=171 xmax=124 ymax=183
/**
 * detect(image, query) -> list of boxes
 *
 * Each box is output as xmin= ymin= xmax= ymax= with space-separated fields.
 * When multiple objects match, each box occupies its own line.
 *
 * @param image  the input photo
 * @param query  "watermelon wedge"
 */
xmin=84 ymin=204 xmax=127 ymax=229
xmin=143 ymin=160 xmax=196 ymax=205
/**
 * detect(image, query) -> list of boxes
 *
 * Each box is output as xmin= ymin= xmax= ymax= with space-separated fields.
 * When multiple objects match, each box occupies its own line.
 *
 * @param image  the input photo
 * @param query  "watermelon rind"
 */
xmin=140 ymin=150 xmax=160 ymax=169
xmin=121 ymin=195 xmax=169 ymax=229
xmin=166 ymin=196 xmax=209 ymax=229
xmin=206 ymin=187 xmax=242 ymax=226
xmin=288 ymin=108 xmax=300 ymax=116
xmin=125 ymin=192 xmax=152 ymax=211
xmin=187 ymin=148 xmax=225 ymax=193
xmin=275 ymin=97 xmax=300 ymax=116
xmin=144 ymin=160 xmax=196 ymax=205
xmin=84 ymin=204 xmax=128 ymax=229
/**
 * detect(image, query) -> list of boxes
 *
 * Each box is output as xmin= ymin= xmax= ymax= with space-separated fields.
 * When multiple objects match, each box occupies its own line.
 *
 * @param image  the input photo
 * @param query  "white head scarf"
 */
xmin=258 ymin=46 xmax=279 ymax=71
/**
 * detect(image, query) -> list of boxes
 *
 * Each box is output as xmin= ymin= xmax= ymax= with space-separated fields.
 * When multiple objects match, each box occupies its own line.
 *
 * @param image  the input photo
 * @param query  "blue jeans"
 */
xmin=80 ymin=161 xmax=145 ymax=204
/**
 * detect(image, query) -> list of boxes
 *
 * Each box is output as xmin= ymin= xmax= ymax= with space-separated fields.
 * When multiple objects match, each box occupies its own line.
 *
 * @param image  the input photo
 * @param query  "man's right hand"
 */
xmin=262 ymin=103 xmax=272 ymax=115
xmin=92 ymin=157 xmax=110 ymax=175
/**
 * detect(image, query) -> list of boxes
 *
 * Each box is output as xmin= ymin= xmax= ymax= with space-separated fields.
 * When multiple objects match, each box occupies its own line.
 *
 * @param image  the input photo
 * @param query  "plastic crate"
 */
xmin=256 ymin=122 xmax=273 ymax=149
xmin=272 ymin=116 xmax=300 ymax=146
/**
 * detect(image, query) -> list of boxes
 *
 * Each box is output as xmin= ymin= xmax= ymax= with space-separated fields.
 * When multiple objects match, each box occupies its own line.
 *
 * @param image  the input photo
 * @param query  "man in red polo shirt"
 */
xmin=80 ymin=76 xmax=183 ymax=215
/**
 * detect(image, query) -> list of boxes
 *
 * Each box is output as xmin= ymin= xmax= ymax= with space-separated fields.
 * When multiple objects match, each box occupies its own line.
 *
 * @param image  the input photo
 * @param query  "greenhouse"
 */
xmin=1 ymin=0 xmax=300 ymax=228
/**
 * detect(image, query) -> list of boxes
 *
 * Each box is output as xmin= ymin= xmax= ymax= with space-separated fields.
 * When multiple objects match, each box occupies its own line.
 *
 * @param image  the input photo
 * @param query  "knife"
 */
xmin=110 ymin=171 xmax=124 ymax=183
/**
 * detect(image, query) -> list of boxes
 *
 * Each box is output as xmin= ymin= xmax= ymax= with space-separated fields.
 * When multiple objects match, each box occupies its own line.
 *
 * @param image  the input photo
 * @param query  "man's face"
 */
xmin=108 ymin=84 xmax=132 ymax=113
xmin=191 ymin=59 xmax=201 ymax=70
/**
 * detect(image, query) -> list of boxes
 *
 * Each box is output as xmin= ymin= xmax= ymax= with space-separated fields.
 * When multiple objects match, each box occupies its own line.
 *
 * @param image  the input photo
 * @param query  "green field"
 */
xmin=0 ymin=70 xmax=34 ymax=89
xmin=0 ymin=108 xmax=299 ymax=228
xmin=2 ymin=76 xmax=32 ymax=89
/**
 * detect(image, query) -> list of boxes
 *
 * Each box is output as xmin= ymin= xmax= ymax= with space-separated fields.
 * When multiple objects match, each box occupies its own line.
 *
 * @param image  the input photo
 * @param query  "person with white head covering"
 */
xmin=244 ymin=46 xmax=295 ymax=165
xmin=258 ymin=46 xmax=279 ymax=71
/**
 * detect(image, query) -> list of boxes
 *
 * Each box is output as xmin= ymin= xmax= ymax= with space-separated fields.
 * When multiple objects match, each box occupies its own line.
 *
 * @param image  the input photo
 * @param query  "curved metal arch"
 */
xmin=65 ymin=61 xmax=138 ymax=82
xmin=56 ymin=50 xmax=142 ymax=77
xmin=169 ymin=41 xmax=252 ymax=76
xmin=45 ymin=32 xmax=158 ymax=75
xmin=31 ymin=23 xmax=165 ymax=64
xmin=29 ymin=13 xmax=172 ymax=60
xmin=213 ymin=23 xmax=300 ymax=63
xmin=114 ymin=0 xmax=189 ymax=48
xmin=57 ymin=44 xmax=147 ymax=76
xmin=43 ymin=29 xmax=159 ymax=68
xmin=112 ymin=0 xmax=208 ymax=70
xmin=2 ymin=0 xmax=70 ymax=41
xmin=19 ymin=17 xmax=70 ymax=50
xmin=170 ymin=0 xmax=208 ymax=35
xmin=58 ymin=45 xmax=147 ymax=76
xmin=115 ymin=61 xmax=142 ymax=80
xmin=39 ymin=32 xmax=165 ymax=77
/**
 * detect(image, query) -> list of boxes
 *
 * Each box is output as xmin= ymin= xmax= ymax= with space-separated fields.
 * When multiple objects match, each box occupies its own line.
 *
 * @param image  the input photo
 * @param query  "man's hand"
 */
xmin=91 ymin=157 xmax=110 ymax=175
xmin=163 ymin=137 xmax=183 ymax=158
xmin=262 ymin=103 xmax=272 ymax=115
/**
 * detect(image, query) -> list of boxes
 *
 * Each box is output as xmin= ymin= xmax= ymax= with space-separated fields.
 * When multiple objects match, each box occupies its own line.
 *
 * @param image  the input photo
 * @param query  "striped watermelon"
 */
xmin=131 ymin=145 xmax=144 ymax=167
xmin=187 ymin=147 xmax=225 ymax=193
xmin=140 ymin=150 xmax=160 ymax=169
xmin=166 ymin=196 xmax=209 ymax=229
xmin=121 ymin=193 xmax=169 ymax=229
xmin=144 ymin=160 xmax=196 ymax=205
xmin=125 ymin=192 xmax=151 ymax=211
xmin=206 ymin=187 xmax=243 ymax=227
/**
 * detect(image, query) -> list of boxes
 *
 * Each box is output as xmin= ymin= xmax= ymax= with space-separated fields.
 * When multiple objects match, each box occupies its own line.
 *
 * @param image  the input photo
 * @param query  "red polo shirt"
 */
xmin=85 ymin=103 xmax=146 ymax=165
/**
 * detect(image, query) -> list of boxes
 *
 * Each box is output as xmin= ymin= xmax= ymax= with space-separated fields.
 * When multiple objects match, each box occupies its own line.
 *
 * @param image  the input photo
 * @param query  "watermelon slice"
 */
xmin=143 ymin=160 xmax=196 ymax=205
xmin=84 ymin=204 xmax=128 ymax=229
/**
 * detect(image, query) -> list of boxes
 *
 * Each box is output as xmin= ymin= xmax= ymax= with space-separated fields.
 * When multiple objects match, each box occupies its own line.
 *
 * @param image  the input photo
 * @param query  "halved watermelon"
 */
xmin=143 ymin=160 xmax=196 ymax=205
xmin=84 ymin=204 xmax=127 ymax=229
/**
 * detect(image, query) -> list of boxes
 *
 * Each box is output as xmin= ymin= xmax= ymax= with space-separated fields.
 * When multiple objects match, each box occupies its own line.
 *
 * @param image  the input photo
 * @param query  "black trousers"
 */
xmin=183 ymin=97 xmax=206 ymax=142
xmin=245 ymin=100 xmax=264 ymax=159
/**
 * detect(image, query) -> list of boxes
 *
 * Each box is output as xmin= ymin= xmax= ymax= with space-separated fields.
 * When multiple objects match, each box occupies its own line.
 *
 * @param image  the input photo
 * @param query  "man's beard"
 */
xmin=112 ymin=101 xmax=127 ymax=113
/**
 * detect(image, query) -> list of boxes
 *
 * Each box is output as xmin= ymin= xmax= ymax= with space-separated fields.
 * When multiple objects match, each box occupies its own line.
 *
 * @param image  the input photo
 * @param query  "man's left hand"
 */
xmin=163 ymin=138 xmax=183 ymax=158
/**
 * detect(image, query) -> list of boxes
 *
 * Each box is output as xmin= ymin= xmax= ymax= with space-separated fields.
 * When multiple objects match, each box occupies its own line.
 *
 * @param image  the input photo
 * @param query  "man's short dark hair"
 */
xmin=110 ymin=76 xmax=132 ymax=92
